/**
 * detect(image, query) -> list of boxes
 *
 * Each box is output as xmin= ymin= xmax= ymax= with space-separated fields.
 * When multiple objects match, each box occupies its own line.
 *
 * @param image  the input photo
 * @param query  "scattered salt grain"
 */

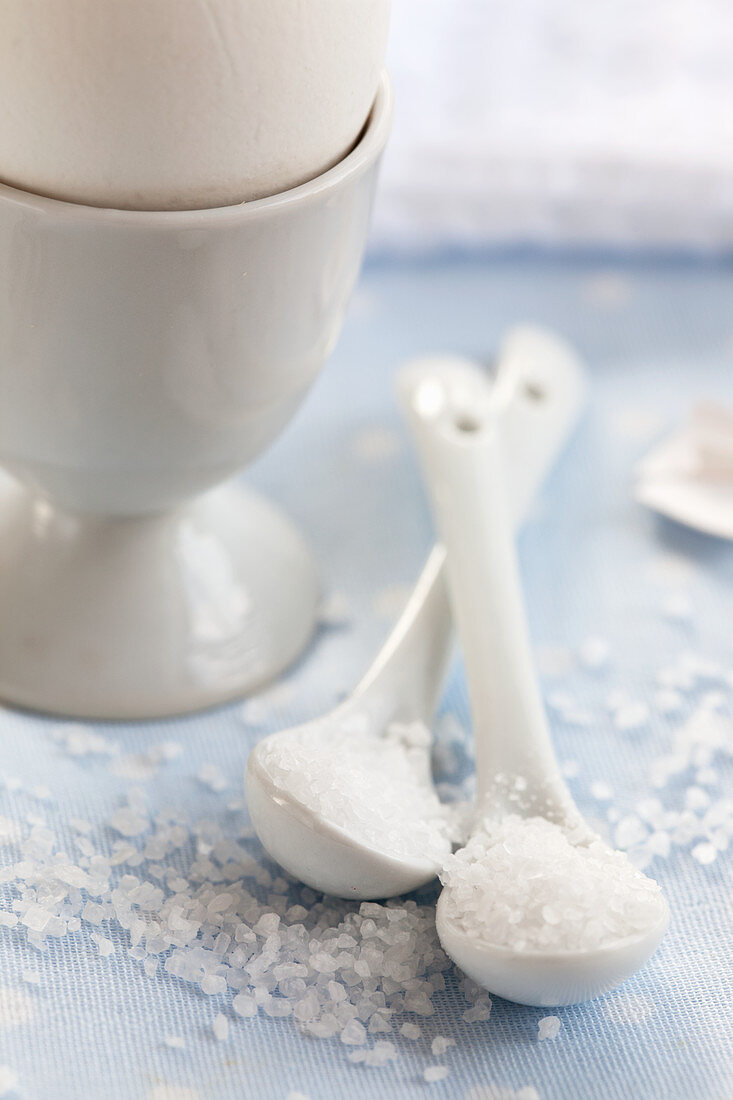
xmin=400 ymin=1022 xmax=421 ymax=1040
xmin=163 ymin=1035 xmax=185 ymax=1050
xmin=591 ymin=782 xmax=612 ymax=802
xmin=537 ymin=1016 xmax=561 ymax=1040
xmin=21 ymin=903 xmax=51 ymax=933
xmin=579 ymin=636 xmax=610 ymax=671
xmin=197 ymin=764 xmax=228 ymax=793
xmin=440 ymin=816 xmax=666 ymax=952
xmin=263 ymin=996 xmax=292 ymax=1018
xmin=52 ymin=724 xmax=117 ymax=758
xmin=702 ymin=692 xmax=726 ymax=713
xmin=212 ymin=1014 xmax=229 ymax=1042
xmin=654 ymin=690 xmax=684 ymax=715
xmin=340 ymin=1019 xmax=367 ymax=1045
xmin=662 ymin=591 xmax=694 ymax=623
xmin=423 ymin=1066 xmax=449 ymax=1083
xmin=91 ymin=933 xmax=114 ymax=957
xmin=613 ymin=702 xmax=650 ymax=732
xmin=0 ymin=816 xmax=22 ymax=846
xmin=239 ymin=697 xmax=271 ymax=727
xmin=233 ymin=995 xmax=258 ymax=1018
xmin=547 ymin=691 xmax=574 ymax=713
xmin=431 ymin=1036 xmax=455 ymax=1056
xmin=111 ymin=742 xmax=182 ymax=782
xmin=685 ymin=787 xmax=710 ymax=812
xmin=143 ymin=956 xmax=159 ymax=978
xmin=201 ymin=974 xmax=227 ymax=996
xmin=82 ymin=901 xmax=105 ymax=925
xmin=0 ymin=988 xmax=34 ymax=1027
xmin=109 ymin=807 xmax=147 ymax=838
xmin=363 ymin=1041 xmax=397 ymax=1067
xmin=462 ymin=1002 xmax=492 ymax=1023
xmin=691 ymin=842 xmax=717 ymax=865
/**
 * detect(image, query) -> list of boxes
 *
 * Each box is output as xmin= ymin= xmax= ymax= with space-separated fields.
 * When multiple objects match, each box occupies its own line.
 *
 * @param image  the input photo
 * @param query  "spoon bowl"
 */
xmin=246 ymin=741 xmax=445 ymax=898
xmin=246 ymin=544 xmax=454 ymax=899
xmin=436 ymin=890 xmax=669 ymax=1007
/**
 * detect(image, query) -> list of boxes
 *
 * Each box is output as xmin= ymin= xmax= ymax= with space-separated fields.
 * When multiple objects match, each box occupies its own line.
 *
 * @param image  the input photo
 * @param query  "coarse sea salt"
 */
xmin=111 ymin=742 xmax=182 ymax=782
xmin=213 ymin=1013 xmax=229 ymax=1041
xmin=198 ymin=764 xmax=229 ymax=794
xmin=258 ymin=718 xmax=460 ymax=865
xmin=51 ymin=724 xmax=118 ymax=758
xmin=163 ymin=1035 xmax=185 ymax=1050
xmin=578 ymin=636 xmax=610 ymax=672
xmin=424 ymin=1065 xmax=449 ymax=1082
xmin=440 ymin=816 xmax=666 ymax=952
xmin=0 ymin=802 xmax=465 ymax=1067
xmin=537 ymin=1015 xmax=561 ymax=1040
xmin=613 ymin=702 xmax=650 ymax=732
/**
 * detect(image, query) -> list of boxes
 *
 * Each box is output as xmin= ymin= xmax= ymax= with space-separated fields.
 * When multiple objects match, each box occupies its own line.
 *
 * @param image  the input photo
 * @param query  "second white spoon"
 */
xmin=400 ymin=360 xmax=669 ymax=1006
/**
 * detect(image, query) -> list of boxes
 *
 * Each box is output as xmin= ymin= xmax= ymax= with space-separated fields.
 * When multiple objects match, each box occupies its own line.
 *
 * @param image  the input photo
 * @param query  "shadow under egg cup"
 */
xmin=0 ymin=75 xmax=392 ymax=720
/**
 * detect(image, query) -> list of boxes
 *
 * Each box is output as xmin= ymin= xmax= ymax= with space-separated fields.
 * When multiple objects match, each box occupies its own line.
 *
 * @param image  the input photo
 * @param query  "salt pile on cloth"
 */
xmin=257 ymin=717 xmax=460 ymax=865
xmin=440 ymin=815 xmax=665 ymax=952
xmin=0 ymin=794 xmax=469 ymax=1060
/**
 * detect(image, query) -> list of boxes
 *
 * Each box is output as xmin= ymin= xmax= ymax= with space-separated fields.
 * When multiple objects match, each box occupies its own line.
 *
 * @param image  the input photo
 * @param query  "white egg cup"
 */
xmin=0 ymin=75 xmax=392 ymax=720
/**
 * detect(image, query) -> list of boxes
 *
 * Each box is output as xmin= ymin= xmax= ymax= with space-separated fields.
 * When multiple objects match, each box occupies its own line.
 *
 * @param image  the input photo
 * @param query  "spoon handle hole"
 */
xmin=454 ymin=414 xmax=482 ymax=434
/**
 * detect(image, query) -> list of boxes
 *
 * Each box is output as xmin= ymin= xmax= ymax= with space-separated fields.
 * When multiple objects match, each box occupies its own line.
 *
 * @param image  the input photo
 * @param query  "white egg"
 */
xmin=0 ymin=0 xmax=391 ymax=210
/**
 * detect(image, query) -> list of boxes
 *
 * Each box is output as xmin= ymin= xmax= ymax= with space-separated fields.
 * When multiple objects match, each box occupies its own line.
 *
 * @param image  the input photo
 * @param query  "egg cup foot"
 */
xmin=0 ymin=474 xmax=318 ymax=719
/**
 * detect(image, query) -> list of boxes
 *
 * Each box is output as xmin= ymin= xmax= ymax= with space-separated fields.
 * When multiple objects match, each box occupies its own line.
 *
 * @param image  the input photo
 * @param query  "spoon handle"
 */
xmin=399 ymin=351 xmax=579 ymax=822
xmin=352 ymin=328 xmax=586 ymax=735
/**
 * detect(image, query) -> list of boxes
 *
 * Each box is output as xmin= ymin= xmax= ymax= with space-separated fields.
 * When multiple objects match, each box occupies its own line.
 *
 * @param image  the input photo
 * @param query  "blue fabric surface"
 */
xmin=0 ymin=254 xmax=732 ymax=1100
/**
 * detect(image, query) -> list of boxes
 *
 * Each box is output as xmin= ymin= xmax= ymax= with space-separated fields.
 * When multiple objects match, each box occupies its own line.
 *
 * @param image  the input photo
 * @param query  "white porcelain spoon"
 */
xmin=246 ymin=326 xmax=586 ymax=900
xmin=400 ymin=361 xmax=669 ymax=1006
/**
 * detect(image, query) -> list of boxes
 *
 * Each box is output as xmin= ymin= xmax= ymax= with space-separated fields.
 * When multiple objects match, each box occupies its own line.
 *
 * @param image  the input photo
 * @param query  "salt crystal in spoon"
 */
xmin=399 ymin=358 xmax=669 ymax=1006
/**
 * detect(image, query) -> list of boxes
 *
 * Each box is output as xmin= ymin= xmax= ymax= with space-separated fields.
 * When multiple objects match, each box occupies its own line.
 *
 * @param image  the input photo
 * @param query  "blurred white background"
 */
xmin=372 ymin=0 xmax=733 ymax=251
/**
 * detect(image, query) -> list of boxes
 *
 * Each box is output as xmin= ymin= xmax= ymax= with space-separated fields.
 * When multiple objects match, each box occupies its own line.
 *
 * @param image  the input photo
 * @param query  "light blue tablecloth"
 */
xmin=0 ymin=254 xmax=731 ymax=1100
